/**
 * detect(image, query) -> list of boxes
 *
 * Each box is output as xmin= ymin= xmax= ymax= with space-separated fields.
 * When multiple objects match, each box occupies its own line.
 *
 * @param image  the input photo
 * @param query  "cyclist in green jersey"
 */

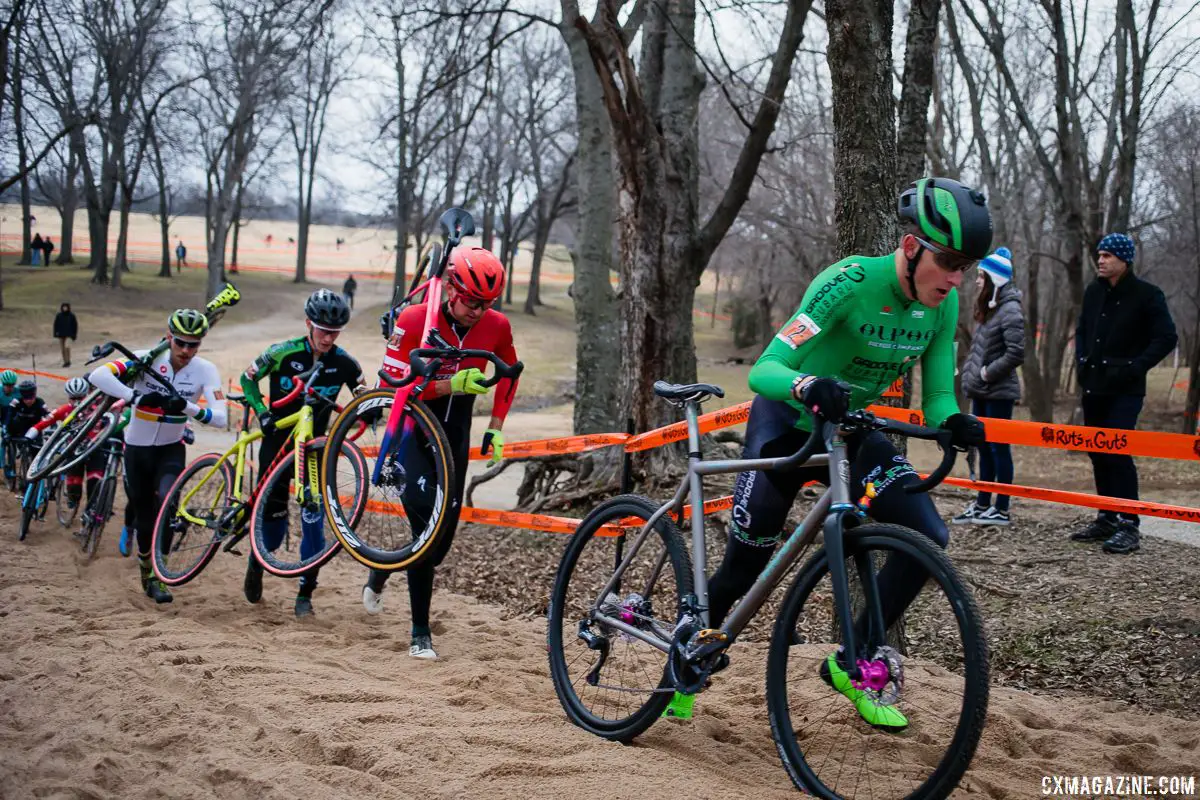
xmin=707 ymin=177 xmax=991 ymax=729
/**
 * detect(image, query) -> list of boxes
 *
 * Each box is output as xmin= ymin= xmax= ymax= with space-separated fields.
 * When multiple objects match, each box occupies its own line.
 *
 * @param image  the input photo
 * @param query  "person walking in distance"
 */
xmin=175 ymin=240 xmax=187 ymax=271
xmin=342 ymin=274 xmax=358 ymax=310
xmin=952 ymin=247 xmax=1025 ymax=527
xmin=1070 ymin=233 xmax=1177 ymax=554
xmin=53 ymin=302 xmax=78 ymax=367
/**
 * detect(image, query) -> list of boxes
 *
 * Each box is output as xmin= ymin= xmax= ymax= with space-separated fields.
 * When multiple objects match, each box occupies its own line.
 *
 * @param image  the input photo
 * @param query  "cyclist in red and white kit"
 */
xmin=366 ymin=247 xmax=519 ymax=660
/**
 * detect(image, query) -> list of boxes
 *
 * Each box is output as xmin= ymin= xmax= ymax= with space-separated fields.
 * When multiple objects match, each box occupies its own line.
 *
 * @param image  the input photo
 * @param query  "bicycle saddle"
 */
xmin=653 ymin=381 xmax=725 ymax=402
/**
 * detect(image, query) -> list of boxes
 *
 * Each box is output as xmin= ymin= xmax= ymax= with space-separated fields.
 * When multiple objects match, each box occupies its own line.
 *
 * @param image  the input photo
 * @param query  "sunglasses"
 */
xmin=455 ymin=295 xmax=493 ymax=311
xmin=172 ymin=336 xmax=202 ymax=350
xmin=914 ymin=236 xmax=977 ymax=273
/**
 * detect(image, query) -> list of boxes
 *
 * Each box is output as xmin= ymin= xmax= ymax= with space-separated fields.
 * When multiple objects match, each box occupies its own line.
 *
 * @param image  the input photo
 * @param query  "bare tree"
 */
xmin=289 ymin=26 xmax=351 ymax=283
xmin=192 ymin=0 xmax=328 ymax=299
xmin=33 ymin=140 xmax=81 ymax=263
xmin=569 ymin=0 xmax=814 ymax=438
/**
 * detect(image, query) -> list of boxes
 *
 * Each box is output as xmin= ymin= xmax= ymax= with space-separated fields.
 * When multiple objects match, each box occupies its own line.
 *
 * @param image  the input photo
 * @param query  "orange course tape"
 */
xmin=5 ymin=368 xmax=68 ymax=382
xmin=868 ymin=406 xmax=1200 ymax=461
xmin=467 ymin=432 xmax=632 ymax=461
xmin=625 ymin=401 xmax=752 ymax=452
xmin=936 ymin=476 xmax=1200 ymax=524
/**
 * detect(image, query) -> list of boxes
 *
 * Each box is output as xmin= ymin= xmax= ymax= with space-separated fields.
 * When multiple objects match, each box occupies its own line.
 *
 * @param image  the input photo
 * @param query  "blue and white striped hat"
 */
xmin=1097 ymin=233 xmax=1135 ymax=265
xmin=979 ymin=247 xmax=1013 ymax=287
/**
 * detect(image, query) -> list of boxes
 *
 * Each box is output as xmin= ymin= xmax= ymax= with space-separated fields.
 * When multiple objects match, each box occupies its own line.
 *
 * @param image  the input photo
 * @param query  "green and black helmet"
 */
xmin=167 ymin=308 xmax=210 ymax=338
xmin=0 ymin=369 xmax=17 ymax=386
xmin=898 ymin=177 xmax=993 ymax=260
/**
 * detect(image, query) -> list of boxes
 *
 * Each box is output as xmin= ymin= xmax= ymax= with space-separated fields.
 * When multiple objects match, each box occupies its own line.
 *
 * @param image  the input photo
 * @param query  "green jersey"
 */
xmin=749 ymin=253 xmax=960 ymax=430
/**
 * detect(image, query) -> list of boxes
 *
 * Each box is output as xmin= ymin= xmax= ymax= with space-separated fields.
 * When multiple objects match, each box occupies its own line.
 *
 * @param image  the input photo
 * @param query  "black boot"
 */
xmin=243 ymin=559 xmax=264 ymax=604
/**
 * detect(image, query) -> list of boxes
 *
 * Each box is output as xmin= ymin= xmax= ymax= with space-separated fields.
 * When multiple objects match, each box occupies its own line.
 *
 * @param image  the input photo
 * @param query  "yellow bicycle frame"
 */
xmin=177 ymin=403 xmax=318 ymax=526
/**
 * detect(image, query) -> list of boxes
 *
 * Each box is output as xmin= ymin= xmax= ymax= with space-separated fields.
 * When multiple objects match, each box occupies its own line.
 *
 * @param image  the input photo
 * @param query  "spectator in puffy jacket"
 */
xmin=952 ymin=247 xmax=1024 ymax=527
xmin=1070 ymin=233 xmax=1177 ymax=555
xmin=53 ymin=302 xmax=79 ymax=367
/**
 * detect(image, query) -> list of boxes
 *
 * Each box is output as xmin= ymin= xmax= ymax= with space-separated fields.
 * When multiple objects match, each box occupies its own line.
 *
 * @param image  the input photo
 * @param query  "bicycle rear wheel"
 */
xmin=250 ymin=437 xmax=368 ymax=577
xmin=28 ymin=391 xmax=112 ymax=480
xmin=321 ymin=388 xmax=454 ymax=570
xmin=151 ymin=453 xmax=236 ymax=586
xmin=51 ymin=409 xmax=120 ymax=477
xmin=766 ymin=523 xmax=989 ymax=800
xmin=547 ymin=494 xmax=693 ymax=742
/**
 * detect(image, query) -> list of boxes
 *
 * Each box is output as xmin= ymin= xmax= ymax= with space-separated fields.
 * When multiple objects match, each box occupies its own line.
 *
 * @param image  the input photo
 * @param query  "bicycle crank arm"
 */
xmin=221 ymin=528 xmax=250 ymax=555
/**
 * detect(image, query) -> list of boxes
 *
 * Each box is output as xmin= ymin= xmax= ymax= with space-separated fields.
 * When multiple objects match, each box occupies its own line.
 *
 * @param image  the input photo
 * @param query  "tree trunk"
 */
xmin=111 ymin=196 xmax=132 ymax=288
xmin=57 ymin=147 xmax=78 ymax=264
xmin=826 ymin=0 xmax=897 ymax=257
xmin=13 ymin=30 xmax=32 ymax=266
xmin=230 ymin=181 xmax=243 ymax=274
xmin=524 ymin=223 xmax=549 ymax=314
xmin=895 ymin=0 xmax=940 ymax=188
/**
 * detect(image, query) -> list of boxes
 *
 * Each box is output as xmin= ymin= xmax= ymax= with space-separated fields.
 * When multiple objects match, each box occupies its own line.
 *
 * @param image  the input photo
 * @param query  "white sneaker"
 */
xmin=951 ymin=502 xmax=981 ymax=525
xmin=362 ymin=585 xmax=384 ymax=615
xmin=974 ymin=506 xmax=1011 ymax=526
xmin=409 ymin=634 xmax=438 ymax=660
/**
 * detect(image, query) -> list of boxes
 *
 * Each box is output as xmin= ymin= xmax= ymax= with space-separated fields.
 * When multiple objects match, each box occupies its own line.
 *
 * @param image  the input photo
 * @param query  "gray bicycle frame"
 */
xmin=590 ymin=399 xmax=857 ymax=655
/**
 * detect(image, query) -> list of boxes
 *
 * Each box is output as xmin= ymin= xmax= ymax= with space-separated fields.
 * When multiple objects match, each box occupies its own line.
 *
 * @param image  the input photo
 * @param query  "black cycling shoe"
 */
xmin=1069 ymin=517 xmax=1117 ymax=542
xmin=1102 ymin=524 xmax=1141 ymax=555
xmin=142 ymin=577 xmax=174 ymax=604
xmin=243 ymin=561 xmax=263 ymax=604
xmin=295 ymin=596 xmax=314 ymax=618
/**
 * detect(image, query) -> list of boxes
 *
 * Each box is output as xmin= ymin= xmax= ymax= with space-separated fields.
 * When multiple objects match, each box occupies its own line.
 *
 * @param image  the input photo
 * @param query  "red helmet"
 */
xmin=447 ymin=247 xmax=505 ymax=301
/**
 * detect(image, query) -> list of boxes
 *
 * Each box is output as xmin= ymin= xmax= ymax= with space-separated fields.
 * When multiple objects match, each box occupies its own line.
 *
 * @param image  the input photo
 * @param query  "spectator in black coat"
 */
xmin=1070 ymin=233 xmax=1178 ymax=554
xmin=952 ymin=247 xmax=1025 ymax=527
xmin=53 ymin=302 xmax=78 ymax=368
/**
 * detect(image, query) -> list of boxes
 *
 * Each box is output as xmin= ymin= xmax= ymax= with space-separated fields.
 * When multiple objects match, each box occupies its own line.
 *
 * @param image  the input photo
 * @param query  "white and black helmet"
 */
xmin=65 ymin=377 xmax=90 ymax=399
xmin=304 ymin=289 xmax=351 ymax=330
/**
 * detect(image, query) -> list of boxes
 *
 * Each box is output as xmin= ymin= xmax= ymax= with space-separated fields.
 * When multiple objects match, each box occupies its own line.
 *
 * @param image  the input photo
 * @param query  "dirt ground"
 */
xmin=2 ymin=214 xmax=1200 ymax=798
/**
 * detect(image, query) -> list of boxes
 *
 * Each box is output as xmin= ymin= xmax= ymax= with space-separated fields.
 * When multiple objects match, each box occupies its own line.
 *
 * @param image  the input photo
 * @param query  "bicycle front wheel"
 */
xmin=250 ymin=436 xmax=367 ymax=577
xmin=547 ymin=494 xmax=694 ymax=743
xmin=766 ymin=523 xmax=990 ymax=800
xmin=56 ymin=476 xmax=79 ymax=527
xmin=18 ymin=481 xmax=40 ymax=542
xmin=321 ymin=388 xmax=455 ymax=571
xmin=81 ymin=475 xmax=117 ymax=560
xmin=152 ymin=453 xmax=236 ymax=586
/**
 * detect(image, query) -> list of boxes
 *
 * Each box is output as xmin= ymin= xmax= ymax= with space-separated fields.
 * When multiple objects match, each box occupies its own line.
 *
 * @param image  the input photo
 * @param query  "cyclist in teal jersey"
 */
xmin=707 ymin=177 xmax=992 ymax=729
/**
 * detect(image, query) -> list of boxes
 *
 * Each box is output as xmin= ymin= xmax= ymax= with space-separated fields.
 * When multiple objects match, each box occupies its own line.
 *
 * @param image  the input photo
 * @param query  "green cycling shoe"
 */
xmin=820 ymin=652 xmax=908 ymax=730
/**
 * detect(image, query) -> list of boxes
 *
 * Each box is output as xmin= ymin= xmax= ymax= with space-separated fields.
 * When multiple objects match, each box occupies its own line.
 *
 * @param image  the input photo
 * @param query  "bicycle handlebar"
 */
xmin=841 ymin=410 xmax=957 ymax=494
xmin=376 ymin=346 xmax=524 ymax=390
xmin=269 ymin=361 xmax=335 ymax=410
xmin=87 ymin=340 xmax=180 ymax=396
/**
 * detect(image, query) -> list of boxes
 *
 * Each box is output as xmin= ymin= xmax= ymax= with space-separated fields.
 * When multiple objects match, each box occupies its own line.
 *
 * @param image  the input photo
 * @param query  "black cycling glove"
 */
xmin=943 ymin=413 xmax=986 ymax=449
xmin=797 ymin=377 xmax=851 ymax=422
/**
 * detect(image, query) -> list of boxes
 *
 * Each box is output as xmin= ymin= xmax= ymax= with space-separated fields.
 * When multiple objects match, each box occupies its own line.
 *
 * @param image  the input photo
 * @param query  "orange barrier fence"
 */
xmin=2 ymin=368 xmax=69 ymax=382
xmin=937 ymin=477 xmax=1200 ymax=523
xmin=868 ymin=406 xmax=1200 ymax=461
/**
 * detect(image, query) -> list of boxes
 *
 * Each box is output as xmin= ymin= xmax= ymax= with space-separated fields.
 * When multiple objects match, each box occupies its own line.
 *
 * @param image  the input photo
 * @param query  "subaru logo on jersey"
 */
xmin=912 ymin=309 xmax=925 ymax=318
xmin=291 ymin=361 xmax=305 ymax=371
xmin=858 ymin=323 xmax=934 ymax=343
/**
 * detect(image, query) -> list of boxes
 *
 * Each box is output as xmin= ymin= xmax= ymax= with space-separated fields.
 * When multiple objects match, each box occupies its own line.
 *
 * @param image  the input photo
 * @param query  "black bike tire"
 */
xmin=84 ymin=476 xmax=116 ymax=560
xmin=27 ymin=391 xmax=113 ymax=480
xmin=51 ymin=411 xmax=119 ymax=477
xmin=321 ymin=388 xmax=455 ymax=571
xmin=151 ymin=453 xmax=235 ymax=587
xmin=18 ymin=485 xmax=38 ymax=541
xmin=55 ymin=474 xmax=79 ymax=527
xmin=547 ymin=494 xmax=694 ymax=743
xmin=250 ymin=437 xmax=368 ymax=577
xmin=765 ymin=523 xmax=990 ymax=800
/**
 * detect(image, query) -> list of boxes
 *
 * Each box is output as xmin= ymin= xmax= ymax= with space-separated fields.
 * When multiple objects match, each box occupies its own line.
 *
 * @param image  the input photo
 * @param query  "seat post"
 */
xmin=684 ymin=401 xmax=701 ymax=456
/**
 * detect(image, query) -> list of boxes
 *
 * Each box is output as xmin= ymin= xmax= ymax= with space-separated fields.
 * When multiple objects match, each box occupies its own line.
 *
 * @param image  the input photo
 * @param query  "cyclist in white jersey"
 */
xmin=89 ymin=309 xmax=226 ymax=603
